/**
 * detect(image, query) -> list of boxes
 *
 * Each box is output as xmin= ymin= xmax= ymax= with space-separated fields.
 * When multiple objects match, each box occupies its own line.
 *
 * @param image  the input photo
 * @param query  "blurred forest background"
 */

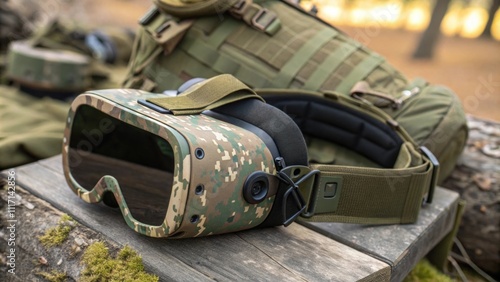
xmin=2 ymin=1 xmax=498 ymax=280
xmin=8 ymin=0 xmax=500 ymax=121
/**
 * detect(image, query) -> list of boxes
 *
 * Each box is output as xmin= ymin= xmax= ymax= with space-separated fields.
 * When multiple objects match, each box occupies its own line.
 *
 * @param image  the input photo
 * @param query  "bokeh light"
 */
xmin=301 ymin=0 xmax=499 ymax=41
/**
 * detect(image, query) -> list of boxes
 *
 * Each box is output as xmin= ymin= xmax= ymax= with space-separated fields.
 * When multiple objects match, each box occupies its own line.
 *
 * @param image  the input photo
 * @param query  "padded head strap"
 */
xmin=262 ymin=94 xmax=403 ymax=168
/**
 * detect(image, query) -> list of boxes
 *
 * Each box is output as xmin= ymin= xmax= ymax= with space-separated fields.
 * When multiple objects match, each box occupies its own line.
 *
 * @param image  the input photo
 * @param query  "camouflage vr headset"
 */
xmin=63 ymin=74 xmax=439 ymax=238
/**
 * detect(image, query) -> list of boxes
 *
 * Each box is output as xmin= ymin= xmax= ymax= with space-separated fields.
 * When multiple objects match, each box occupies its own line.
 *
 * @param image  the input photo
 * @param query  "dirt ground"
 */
xmin=35 ymin=0 xmax=500 ymax=121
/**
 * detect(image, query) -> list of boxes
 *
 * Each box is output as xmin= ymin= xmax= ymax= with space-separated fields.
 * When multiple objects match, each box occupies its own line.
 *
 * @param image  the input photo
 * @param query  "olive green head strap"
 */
xmin=299 ymin=148 xmax=437 ymax=225
xmin=257 ymin=89 xmax=439 ymax=225
xmin=146 ymin=74 xmax=264 ymax=115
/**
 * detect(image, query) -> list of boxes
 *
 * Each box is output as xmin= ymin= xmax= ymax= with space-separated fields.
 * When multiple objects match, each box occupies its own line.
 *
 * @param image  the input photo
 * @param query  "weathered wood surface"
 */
xmin=0 ymin=185 xmax=125 ymax=282
xmin=2 ymin=155 xmax=391 ymax=282
xmin=441 ymin=116 xmax=500 ymax=277
xmin=299 ymin=188 xmax=460 ymax=282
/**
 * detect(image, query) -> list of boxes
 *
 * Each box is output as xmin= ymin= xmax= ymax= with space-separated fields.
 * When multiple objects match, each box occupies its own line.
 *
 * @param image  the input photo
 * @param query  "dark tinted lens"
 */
xmin=68 ymin=105 xmax=174 ymax=226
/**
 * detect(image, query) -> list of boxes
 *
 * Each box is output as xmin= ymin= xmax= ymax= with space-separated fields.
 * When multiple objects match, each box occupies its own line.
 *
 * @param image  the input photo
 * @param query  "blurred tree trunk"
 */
xmin=412 ymin=0 xmax=452 ymax=59
xmin=481 ymin=0 xmax=500 ymax=38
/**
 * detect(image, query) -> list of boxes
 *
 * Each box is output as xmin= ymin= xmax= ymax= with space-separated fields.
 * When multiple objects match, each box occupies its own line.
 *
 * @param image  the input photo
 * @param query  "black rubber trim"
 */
xmin=263 ymin=94 xmax=403 ymax=168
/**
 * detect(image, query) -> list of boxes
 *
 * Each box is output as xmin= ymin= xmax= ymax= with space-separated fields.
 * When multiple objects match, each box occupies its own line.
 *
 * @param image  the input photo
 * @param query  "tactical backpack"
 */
xmin=123 ymin=0 xmax=468 ymax=182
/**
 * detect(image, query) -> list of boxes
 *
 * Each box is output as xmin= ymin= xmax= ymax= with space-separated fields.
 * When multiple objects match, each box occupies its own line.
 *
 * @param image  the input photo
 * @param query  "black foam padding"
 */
xmin=212 ymin=99 xmax=309 ymax=166
xmin=263 ymin=94 xmax=403 ymax=168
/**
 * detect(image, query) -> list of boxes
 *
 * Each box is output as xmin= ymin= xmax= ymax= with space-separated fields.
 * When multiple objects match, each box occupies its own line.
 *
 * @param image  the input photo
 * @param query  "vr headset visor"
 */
xmin=63 ymin=75 xmax=438 ymax=238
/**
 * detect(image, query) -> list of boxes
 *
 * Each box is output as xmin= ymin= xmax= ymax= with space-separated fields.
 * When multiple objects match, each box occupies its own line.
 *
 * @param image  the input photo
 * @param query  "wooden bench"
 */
xmin=1 ymin=155 xmax=460 ymax=281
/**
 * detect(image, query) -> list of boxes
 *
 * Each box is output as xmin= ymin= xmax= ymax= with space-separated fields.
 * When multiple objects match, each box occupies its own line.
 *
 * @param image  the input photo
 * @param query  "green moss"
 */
xmin=39 ymin=214 xmax=76 ymax=247
xmin=81 ymin=242 xmax=159 ymax=282
xmin=404 ymin=259 xmax=453 ymax=282
xmin=37 ymin=270 xmax=68 ymax=282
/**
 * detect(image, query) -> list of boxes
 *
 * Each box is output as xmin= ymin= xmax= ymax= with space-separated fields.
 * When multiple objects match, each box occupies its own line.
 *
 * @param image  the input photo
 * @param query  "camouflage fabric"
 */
xmin=63 ymin=89 xmax=276 ymax=238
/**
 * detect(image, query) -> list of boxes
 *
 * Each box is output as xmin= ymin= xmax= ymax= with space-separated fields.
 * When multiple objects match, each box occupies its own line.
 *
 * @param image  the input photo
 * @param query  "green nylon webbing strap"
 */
xmin=334 ymin=52 xmax=385 ymax=94
xmin=300 ymin=152 xmax=433 ymax=225
xmin=123 ymin=26 xmax=164 ymax=89
xmin=181 ymin=33 xmax=272 ymax=88
xmin=205 ymin=19 xmax=240 ymax=48
xmin=147 ymin=74 xmax=263 ymax=115
xmin=303 ymin=42 xmax=359 ymax=90
xmin=271 ymin=28 xmax=338 ymax=88
xmin=256 ymin=89 xmax=435 ymax=225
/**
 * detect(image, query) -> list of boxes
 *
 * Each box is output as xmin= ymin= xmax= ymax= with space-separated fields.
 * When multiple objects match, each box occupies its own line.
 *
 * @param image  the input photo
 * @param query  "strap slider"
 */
xmin=420 ymin=146 xmax=440 ymax=204
xmin=155 ymin=21 xmax=172 ymax=37
xmin=252 ymin=8 xmax=277 ymax=32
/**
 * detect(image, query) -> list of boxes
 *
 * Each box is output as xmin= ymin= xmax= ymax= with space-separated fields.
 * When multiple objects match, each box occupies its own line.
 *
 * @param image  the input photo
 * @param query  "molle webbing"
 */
xmin=126 ymin=0 xmax=408 ymax=94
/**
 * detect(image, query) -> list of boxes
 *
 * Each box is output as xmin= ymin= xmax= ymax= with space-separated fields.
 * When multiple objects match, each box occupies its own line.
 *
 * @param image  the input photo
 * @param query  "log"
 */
xmin=441 ymin=116 xmax=500 ymax=278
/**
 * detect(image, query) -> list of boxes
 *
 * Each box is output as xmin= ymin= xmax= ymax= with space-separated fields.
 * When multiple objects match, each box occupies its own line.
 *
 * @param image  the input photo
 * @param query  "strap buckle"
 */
xmin=277 ymin=167 xmax=320 ymax=226
xmin=251 ymin=8 xmax=277 ymax=32
xmin=420 ymin=146 xmax=439 ymax=204
xmin=230 ymin=0 xmax=251 ymax=19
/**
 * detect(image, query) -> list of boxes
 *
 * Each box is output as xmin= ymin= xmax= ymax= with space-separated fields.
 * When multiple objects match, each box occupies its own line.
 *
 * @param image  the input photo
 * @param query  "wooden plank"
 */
xmin=3 ymin=155 xmax=390 ymax=281
xmin=299 ymin=187 xmax=459 ymax=282
xmin=239 ymin=224 xmax=390 ymax=281
xmin=1 ymin=184 xmax=174 ymax=281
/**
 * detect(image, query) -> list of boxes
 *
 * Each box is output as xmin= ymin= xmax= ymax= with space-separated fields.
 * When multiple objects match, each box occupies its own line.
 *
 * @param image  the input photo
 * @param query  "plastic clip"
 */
xmin=421 ymin=146 xmax=440 ymax=204
xmin=277 ymin=168 xmax=320 ymax=226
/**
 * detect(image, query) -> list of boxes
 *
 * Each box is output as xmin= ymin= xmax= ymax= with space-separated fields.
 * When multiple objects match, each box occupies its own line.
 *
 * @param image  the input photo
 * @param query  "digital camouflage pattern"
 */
xmin=63 ymin=89 xmax=277 ymax=238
